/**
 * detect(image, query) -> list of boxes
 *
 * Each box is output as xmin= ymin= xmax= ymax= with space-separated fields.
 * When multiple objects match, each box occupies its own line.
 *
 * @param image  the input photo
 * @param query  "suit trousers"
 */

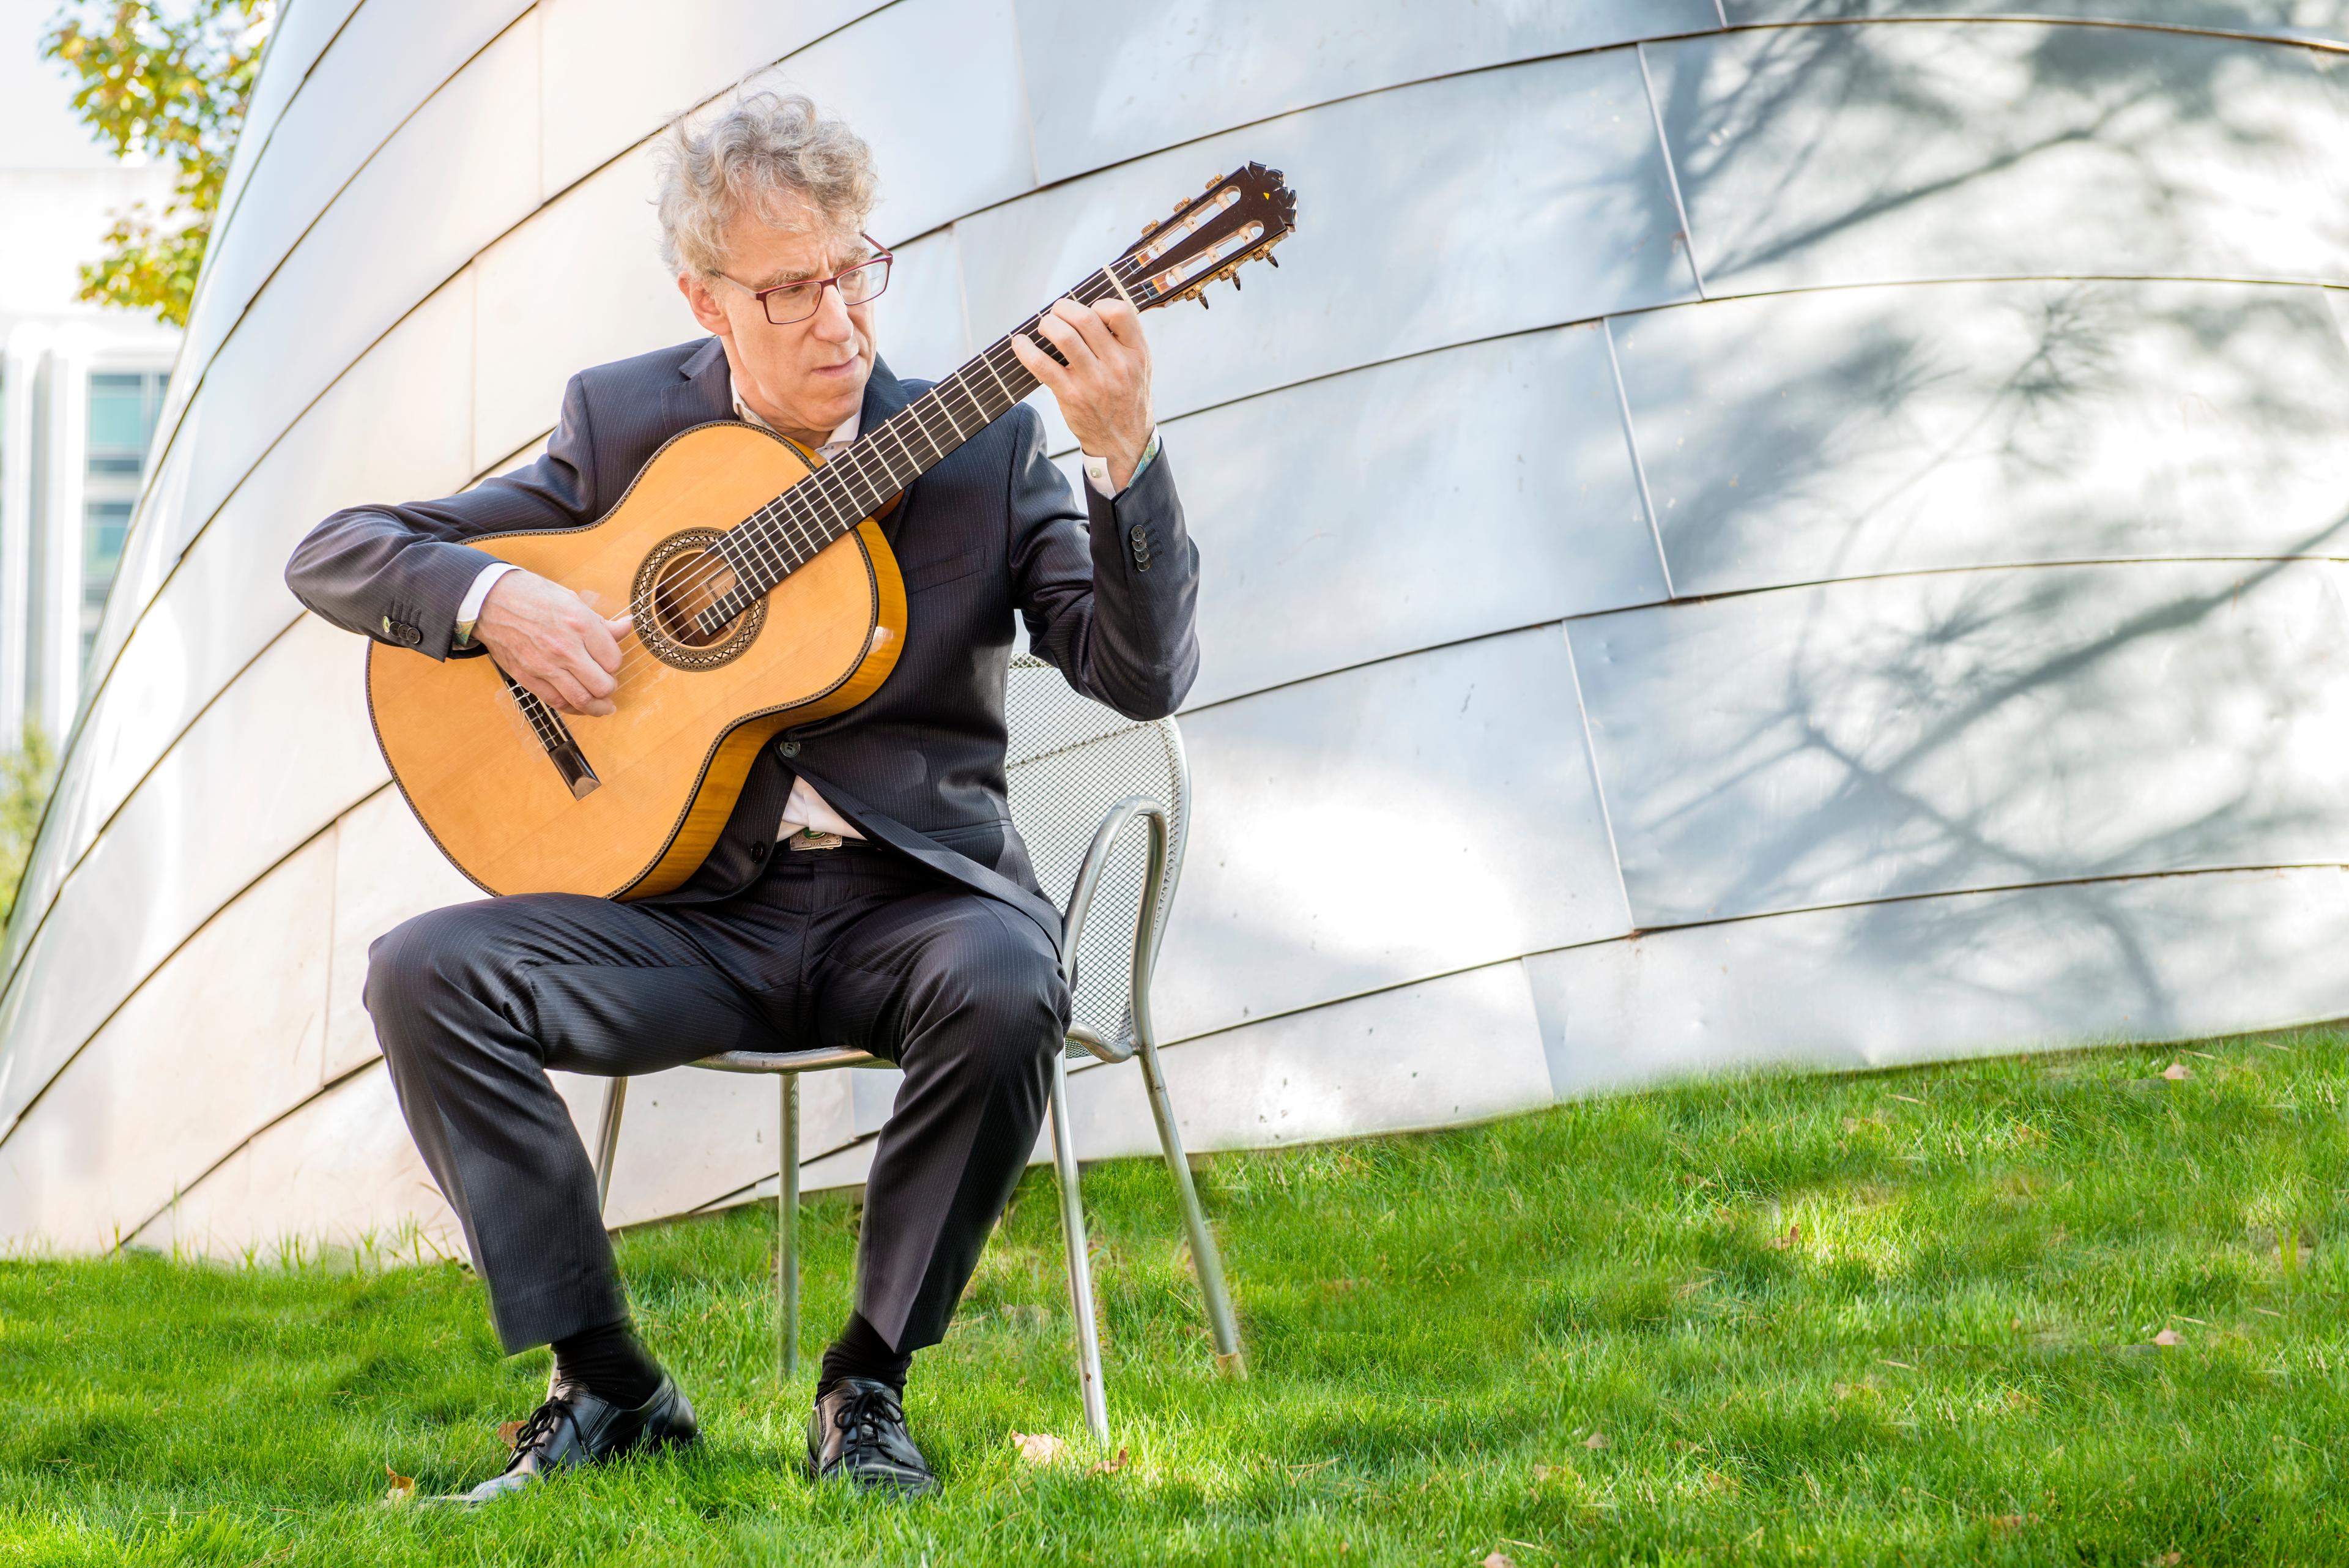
xmin=363 ymin=839 xmax=1069 ymax=1356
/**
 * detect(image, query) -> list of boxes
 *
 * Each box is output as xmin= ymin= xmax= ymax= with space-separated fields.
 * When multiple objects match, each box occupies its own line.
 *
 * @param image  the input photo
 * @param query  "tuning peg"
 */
xmin=1199 ymin=292 xmax=1210 ymax=310
xmin=1139 ymin=218 xmax=1159 ymax=238
xmin=1230 ymin=272 xmax=1241 ymax=291
xmin=1204 ymin=173 xmax=1222 ymax=190
xmin=1265 ymin=253 xmax=1279 ymax=268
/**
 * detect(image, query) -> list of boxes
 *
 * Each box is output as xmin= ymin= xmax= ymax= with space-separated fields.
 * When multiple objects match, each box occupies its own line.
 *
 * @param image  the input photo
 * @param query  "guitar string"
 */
xmin=487 ymin=226 xmax=1238 ymax=735
xmin=600 ymin=255 xmax=1143 ymax=676
xmin=560 ymin=254 xmax=1152 ymax=694
xmin=480 ymin=256 xmax=1153 ymax=732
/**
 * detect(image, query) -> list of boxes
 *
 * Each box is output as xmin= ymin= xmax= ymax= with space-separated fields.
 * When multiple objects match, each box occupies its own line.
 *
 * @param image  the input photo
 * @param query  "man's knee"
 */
xmin=909 ymin=908 xmax=1066 ymax=1074
xmin=365 ymin=902 xmax=513 ymax=1050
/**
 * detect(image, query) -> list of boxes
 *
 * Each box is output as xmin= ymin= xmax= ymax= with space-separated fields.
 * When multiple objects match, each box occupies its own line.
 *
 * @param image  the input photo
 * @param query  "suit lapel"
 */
xmin=670 ymin=336 xmax=732 ymax=428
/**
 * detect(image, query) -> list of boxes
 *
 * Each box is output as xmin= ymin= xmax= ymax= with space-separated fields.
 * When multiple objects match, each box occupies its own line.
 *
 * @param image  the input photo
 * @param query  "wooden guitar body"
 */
xmin=367 ymin=420 xmax=907 ymax=900
xmin=366 ymin=161 xmax=1296 ymax=903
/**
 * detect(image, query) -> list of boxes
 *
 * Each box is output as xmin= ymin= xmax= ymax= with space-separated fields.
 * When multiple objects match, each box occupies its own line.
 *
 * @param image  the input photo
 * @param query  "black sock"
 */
xmin=817 ymin=1310 xmax=912 ymax=1398
xmin=550 ymin=1317 xmax=664 ymax=1407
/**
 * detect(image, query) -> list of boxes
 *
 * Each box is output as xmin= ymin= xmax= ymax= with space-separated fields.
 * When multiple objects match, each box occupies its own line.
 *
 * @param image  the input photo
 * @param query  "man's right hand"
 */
xmin=473 ymin=570 xmax=633 ymax=718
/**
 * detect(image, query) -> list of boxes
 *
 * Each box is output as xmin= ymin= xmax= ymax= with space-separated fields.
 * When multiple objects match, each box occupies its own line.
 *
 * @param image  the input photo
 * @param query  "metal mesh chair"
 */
xmin=591 ymin=655 xmax=1242 ymax=1438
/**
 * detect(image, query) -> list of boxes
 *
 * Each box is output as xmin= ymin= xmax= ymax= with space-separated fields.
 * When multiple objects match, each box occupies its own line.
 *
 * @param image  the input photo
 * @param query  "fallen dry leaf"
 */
xmin=1768 ymin=1224 xmax=1802 ymax=1250
xmin=382 ymin=1464 xmax=415 ymax=1506
xmin=1991 ymin=1514 xmax=2027 ymax=1530
xmin=1011 ymin=1432 xmax=1068 ymax=1465
xmin=1091 ymin=1446 xmax=1130 ymax=1476
xmin=2162 ymin=1063 xmax=2192 ymax=1082
xmin=496 ymin=1420 xmax=524 ymax=1448
xmin=2153 ymin=1328 xmax=2183 ymax=1348
xmin=1482 ymin=1555 xmax=1516 ymax=1568
xmin=1583 ymin=1432 xmax=1611 ymax=1450
xmin=2153 ymin=1553 xmax=2183 ymax=1566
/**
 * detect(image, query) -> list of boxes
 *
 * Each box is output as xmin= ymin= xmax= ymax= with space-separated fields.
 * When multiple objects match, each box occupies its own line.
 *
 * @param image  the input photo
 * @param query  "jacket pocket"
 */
xmin=902 ymin=546 xmax=988 ymax=594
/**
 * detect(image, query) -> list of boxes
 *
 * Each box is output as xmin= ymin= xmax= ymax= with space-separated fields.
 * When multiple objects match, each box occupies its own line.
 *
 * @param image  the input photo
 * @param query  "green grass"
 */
xmin=5 ymin=1031 xmax=2349 ymax=1566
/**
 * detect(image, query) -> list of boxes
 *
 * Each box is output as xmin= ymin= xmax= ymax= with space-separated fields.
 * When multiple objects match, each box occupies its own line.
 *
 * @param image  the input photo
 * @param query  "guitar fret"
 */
xmin=704 ymin=264 xmax=1172 ymax=626
xmin=981 ymin=347 xmax=1017 ymax=407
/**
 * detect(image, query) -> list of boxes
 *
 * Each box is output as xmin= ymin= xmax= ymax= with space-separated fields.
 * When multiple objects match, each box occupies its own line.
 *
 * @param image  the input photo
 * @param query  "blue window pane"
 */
xmin=84 ymin=500 xmax=132 ymax=601
xmin=87 ymin=377 xmax=144 ymax=453
xmin=85 ymin=370 xmax=167 ymax=475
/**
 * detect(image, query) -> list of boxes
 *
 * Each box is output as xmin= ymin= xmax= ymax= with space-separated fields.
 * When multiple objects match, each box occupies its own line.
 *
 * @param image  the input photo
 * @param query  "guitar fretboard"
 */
xmin=696 ymin=255 xmax=1154 ymax=632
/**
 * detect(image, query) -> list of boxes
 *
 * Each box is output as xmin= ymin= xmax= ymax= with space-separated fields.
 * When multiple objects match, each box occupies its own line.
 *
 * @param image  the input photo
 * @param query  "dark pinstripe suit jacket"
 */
xmin=284 ymin=336 xmax=1201 ymax=945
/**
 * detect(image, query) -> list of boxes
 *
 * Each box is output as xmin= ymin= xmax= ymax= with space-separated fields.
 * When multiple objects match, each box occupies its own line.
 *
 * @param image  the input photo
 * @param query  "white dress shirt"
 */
xmin=453 ymin=363 xmax=1159 ymax=853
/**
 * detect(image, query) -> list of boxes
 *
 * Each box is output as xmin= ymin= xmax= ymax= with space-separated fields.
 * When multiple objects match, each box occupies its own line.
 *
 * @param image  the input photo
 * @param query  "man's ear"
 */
xmin=678 ymin=273 xmax=730 ymax=337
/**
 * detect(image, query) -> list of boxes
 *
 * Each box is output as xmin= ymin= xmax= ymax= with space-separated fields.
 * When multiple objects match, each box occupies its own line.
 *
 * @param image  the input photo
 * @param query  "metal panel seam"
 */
xmin=1713 ymin=15 xmax=2349 ymax=56
xmin=1562 ymin=624 xmax=1638 ymax=939
xmin=1004 ymin=0 xmax=1045 ymax=199
xmin=1598 ymin=860 xmax=2349 ymax=940
xmin=1603 ymin=316 xmax=1675 ymax=599
xmin=1637 ymin=40 xmax=1708 ymax=300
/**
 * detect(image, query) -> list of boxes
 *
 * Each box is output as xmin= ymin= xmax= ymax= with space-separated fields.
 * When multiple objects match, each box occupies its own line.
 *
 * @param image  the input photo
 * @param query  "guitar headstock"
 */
xmin=1117 ymin=162 xmax=1297 ymax=309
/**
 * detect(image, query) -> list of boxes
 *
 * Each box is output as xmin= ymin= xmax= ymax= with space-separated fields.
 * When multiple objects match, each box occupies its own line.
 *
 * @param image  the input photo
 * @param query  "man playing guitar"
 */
xmin=284 ymin=89 xmax=1197 ymax=1501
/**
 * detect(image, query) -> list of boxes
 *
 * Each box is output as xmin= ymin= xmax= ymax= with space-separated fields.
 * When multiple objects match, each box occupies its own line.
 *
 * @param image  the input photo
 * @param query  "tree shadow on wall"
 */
xmin=1567 ymin=15 xmax=2349 ymax=1042
xmin=1651 ymin=17 xmax=2349 ymax=288
xmin=1723 ymin=0 xmax=2349 ymax=41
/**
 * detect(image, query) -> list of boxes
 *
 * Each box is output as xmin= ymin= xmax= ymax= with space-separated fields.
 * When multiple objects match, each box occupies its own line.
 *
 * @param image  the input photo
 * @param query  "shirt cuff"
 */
xmin=1081 ymin=428 xmax=1160 ymax=499
xmin=452 ymin=561 xmax=520 ymax=647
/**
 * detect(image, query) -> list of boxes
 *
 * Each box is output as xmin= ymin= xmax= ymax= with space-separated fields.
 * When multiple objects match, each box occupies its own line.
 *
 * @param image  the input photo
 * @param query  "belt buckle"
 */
xmin=786 ymin=829 xmax=845 ymax=853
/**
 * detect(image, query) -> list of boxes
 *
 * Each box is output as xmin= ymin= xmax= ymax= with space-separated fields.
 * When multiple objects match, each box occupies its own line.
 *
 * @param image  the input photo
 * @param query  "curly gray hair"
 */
xmin=653 ymin=89 xmax=878 ymax=277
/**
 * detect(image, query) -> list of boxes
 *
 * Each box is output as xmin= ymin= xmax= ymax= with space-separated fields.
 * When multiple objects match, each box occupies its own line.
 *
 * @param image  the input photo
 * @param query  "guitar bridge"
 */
xmin=499 ymin=669 xmax=601 ymax=799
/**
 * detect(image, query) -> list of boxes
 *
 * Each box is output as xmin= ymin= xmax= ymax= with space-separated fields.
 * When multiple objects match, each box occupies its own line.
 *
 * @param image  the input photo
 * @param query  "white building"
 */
xmin=0 ymin=0 xmax=179 ymax=746
xmin=9 ymin=1 xmax=2349 ymax=1261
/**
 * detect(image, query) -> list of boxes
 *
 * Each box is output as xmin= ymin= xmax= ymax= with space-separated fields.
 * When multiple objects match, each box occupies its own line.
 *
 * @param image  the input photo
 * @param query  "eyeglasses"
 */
xmin=721 ymin=234 xmax=893 ymax=325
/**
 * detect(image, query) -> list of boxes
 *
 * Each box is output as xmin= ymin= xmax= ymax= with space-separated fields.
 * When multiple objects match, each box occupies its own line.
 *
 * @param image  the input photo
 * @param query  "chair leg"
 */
xmin=593 ymin=1078 xmax=629 ymax=1217
xmin=779 ymin=1072 xmax=801 ymax=1383
xmin=1048 ymin=1050 xmax=1111 ymax=1441
xmin=1134 ymin=1028 xmax=1245 ymax=1377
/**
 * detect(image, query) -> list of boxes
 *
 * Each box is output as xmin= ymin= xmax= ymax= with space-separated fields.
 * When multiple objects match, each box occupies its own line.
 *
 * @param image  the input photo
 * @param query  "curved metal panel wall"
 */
xmin=9 ymin=0 xmax=2349 ymax=1255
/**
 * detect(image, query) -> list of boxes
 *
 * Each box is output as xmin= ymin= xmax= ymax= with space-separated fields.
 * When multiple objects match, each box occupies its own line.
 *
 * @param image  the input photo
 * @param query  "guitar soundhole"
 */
xmin=631 ymin=527 xmax=769 ymax=672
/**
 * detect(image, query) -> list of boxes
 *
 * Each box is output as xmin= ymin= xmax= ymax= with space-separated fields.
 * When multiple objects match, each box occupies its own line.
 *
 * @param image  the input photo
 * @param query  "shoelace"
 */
xmin=832 ymin=1386 xmax=907 ymax=1459
xmin=503 ymin=1398 xmax=571 ymax=1468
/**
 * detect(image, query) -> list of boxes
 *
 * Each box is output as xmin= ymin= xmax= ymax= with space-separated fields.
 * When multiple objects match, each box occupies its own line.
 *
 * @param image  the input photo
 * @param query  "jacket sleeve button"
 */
xmin=778 ymin=740 xmax=801 ymax=759
xmin=749 ymin=841 xmax=769 ymax=863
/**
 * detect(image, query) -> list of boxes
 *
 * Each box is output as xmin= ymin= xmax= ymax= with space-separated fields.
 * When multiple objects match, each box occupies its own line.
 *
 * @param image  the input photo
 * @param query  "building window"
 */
xmin=84 ymin=500 xmax=131 ymax=602
xmin=80 ymin=370 xmax=168 ymax=672
xmin=86 ymin=371 xmax=166 ymax=477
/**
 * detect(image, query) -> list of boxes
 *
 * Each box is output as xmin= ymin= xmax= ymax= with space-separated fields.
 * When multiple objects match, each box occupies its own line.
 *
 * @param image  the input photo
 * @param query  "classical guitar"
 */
xmin=368 ymin=162 xmax=1297 ymax=899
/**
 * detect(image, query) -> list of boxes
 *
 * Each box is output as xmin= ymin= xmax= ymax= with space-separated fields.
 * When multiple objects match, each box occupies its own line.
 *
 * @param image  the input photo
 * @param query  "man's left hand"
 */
xmin=1010 ymin=296 xmax=1155 ymax=491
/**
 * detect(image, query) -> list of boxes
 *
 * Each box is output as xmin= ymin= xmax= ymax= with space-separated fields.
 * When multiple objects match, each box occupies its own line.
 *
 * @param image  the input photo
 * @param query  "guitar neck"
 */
xmin=700 ymin=256 xmax=1148 ymax=629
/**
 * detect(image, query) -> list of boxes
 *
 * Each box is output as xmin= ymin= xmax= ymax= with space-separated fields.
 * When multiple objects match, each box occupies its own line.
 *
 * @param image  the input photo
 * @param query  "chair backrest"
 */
xmin=1003 ymin=653 xmax=1189 ymax=1060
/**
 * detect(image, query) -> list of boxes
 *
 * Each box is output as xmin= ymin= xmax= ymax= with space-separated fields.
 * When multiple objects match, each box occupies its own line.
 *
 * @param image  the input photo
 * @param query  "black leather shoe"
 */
xmin=457 ymin=1374 xmax=699 ymax=1504
xmin=807 ymin=1378 xmax=939 ymax=1497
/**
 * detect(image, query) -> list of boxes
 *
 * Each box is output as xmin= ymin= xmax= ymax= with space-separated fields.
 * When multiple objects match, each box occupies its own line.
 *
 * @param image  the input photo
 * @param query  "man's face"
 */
xmin=679 ymin=201 xmax=877 ymax=445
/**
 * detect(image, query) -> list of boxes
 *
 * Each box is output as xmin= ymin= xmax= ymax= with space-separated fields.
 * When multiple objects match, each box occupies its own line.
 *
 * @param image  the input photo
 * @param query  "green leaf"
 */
xmin=39 ymin=0 xmax=273 ymax=326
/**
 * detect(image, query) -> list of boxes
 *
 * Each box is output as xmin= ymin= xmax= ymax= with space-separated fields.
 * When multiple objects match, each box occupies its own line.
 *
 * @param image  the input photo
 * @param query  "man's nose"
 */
xmin=807 ymin=281 xmax=854 ymax=341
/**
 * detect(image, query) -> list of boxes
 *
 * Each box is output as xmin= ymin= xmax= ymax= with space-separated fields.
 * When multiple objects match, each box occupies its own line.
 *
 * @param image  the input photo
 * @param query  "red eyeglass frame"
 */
xmin=724 ymin=233 xmax=894 ymax=326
